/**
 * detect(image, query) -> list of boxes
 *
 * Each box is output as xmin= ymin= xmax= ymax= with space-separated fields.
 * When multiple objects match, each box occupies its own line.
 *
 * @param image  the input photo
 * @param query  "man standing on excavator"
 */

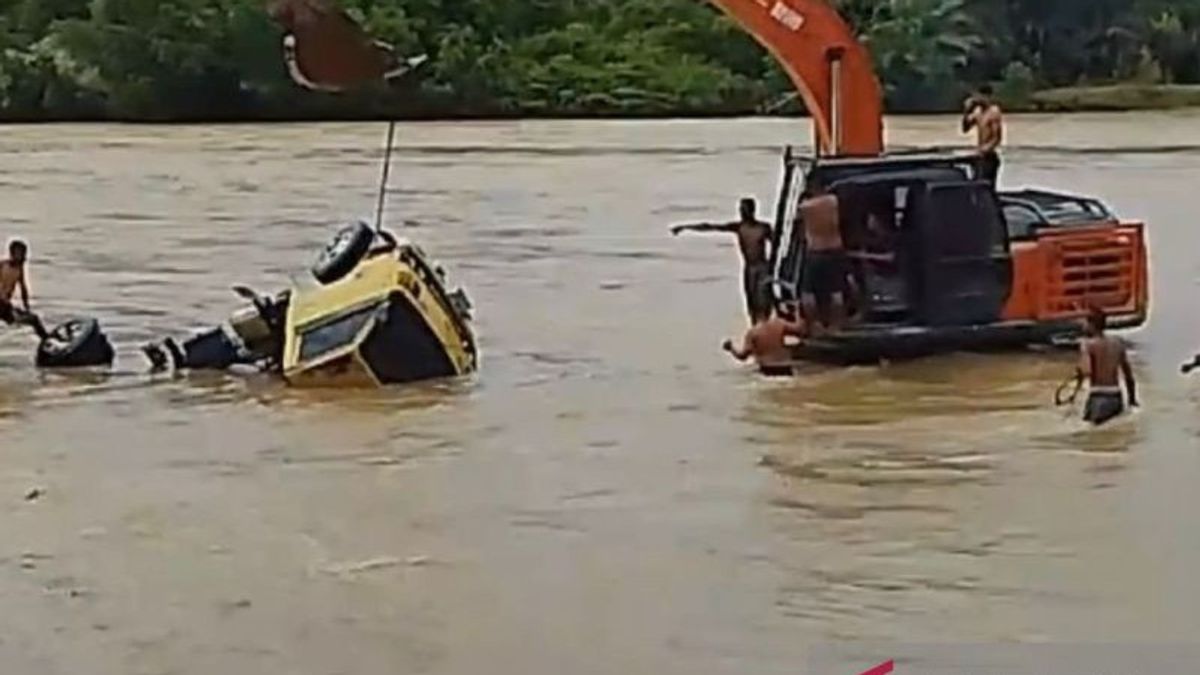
xmin=962 ymin=84 xmax=1005 ymax=187
xmin=797 ymin=182 xmax=849 ymax=335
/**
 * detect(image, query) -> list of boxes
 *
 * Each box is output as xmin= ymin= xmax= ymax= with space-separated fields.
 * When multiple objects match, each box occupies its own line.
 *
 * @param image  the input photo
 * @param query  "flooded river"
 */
xmin=1 ymin=113 xmax=1199 ymax=673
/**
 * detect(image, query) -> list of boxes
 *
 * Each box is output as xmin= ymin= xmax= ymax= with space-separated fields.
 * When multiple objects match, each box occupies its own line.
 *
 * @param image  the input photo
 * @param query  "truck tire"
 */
xmin=36 ymin=317 xmax=115 ymax=368
xmin=312 ymin=221 xmax=374 ymax=285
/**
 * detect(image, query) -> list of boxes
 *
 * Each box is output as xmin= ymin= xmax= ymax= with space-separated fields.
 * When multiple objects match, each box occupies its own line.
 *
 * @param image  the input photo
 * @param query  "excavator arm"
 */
xmin=706 ymin=0 xmax=884 ymax=156
xmin=267 ymin=0 xmax=885 ymax=155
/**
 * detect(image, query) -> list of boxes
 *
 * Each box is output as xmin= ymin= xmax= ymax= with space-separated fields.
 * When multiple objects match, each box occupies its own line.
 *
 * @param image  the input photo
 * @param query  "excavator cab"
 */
xmin=773 ymin=153 xmax=999 ymax=322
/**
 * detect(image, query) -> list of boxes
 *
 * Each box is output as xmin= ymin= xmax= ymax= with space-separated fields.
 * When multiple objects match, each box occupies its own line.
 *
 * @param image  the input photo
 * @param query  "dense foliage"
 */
xmin=0 ymin=0 xmax=1198 ymax=120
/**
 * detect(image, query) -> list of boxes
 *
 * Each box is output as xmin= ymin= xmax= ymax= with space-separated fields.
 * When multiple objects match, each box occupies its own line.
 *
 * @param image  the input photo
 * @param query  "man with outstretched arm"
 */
xmin=672 ymin=197 xmax=773 ymax=324
xmin=0 ymin=239 xmax=48 ymax=340
xmin=1076 ymin=307 xmax=1138 ymax=426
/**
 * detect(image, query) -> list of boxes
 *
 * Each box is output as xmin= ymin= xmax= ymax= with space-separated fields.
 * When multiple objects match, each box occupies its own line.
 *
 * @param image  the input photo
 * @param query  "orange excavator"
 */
xmin=706 ymin=0 xmax=1149 ymax=363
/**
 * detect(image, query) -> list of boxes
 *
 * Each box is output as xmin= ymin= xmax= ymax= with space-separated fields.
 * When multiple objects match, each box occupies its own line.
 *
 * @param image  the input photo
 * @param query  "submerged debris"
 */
xmin=358 ymin=456 xmax=404 ymax=466
xmin=19 ymin=551 xmax=52 ymax=570
xmin=320 ymin=555 xmax=433 ymax=577
xmin=320 ymin=557 xmax=403 ymax=576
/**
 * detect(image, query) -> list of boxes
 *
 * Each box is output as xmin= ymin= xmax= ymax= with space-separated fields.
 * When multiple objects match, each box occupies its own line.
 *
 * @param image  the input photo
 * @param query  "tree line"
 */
xmin=0 ymin=0 xmax=1197 ymax=121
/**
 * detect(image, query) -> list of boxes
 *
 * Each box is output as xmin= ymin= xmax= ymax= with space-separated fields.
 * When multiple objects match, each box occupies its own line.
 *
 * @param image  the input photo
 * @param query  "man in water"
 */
xmin=1077 ymin=307 xmax=1138 ymax=426
xmin=723 ymin=304 xmax=807 ymax=377
xmin=798 ymin=182 xmax=848 ymax=334
xmin=962 ymin=84 xmax=1005 ymax=187
xmin=672 ymin=197 xmax=773 ymax=324
xmin=0 ymin=239 xmax=48 ymax=340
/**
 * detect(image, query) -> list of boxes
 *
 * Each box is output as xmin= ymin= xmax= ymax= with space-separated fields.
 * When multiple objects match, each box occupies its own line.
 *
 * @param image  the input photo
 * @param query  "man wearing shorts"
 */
xmin=962 ymin=84 xmax=1004 ymax=187
xmin=1079 ymin=307 xmax=1138 ymax=426
xmin=798 ymin=183 xmax=848 ymax=334
xmin=723 ymin=303 xmax=808 ymax=377
xmin=0 ymin=239 xmax=48 ymax=340
xmin=672 ymin=198 xmax=774 ymax=325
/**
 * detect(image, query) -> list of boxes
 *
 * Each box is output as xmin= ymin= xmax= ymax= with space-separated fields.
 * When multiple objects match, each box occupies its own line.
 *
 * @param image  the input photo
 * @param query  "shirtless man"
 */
xmin=0 ymin=240 xmax=48 ymax=340
xmin=672 ymin=198 xmax=773 ymax=324
xmin=852 ymin=210 xmax=899 ymax=266
xmin=723 ymin=303 xmax=807 ymax=377
xmin=798 ymin=182 xmax=848 ymax=334
xmin=962 ymin=84 xmax=1004 ymax=187
xmin=1076 ymin=307 xmax=1138 ymax=426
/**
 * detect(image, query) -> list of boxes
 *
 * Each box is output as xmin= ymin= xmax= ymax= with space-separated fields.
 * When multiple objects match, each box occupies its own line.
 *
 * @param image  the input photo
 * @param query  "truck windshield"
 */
xmin=298 ymin=303 xmax=380 ymax=363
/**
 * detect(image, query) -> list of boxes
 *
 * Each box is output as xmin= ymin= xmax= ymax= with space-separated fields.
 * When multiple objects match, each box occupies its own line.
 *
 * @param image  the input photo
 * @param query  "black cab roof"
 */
xmin=804 ymin=150 xmax=985 ymax=189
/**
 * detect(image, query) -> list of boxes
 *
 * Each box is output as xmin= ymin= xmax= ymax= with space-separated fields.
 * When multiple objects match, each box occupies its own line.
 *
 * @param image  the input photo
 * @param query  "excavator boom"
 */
xmin=706 ymin=0 xmax=884 ymax=156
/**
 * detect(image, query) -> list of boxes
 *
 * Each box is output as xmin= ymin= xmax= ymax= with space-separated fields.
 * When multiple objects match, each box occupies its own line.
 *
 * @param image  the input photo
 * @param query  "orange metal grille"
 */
xmin=1040 ymin=226 xmax=1143 ymax=320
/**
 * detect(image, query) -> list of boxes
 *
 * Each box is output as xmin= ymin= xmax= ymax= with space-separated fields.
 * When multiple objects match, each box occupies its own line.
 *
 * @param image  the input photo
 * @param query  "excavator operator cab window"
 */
xmin=838 ymin=183 xmax=911 ymax=324
xmin=1001 ymin=202 xmax=1041 ymax=240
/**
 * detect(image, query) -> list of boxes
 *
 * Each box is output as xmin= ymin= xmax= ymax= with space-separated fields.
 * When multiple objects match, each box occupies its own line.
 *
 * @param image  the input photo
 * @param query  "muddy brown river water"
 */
xmin=1 ymin=114 xmax=1199 ymax=673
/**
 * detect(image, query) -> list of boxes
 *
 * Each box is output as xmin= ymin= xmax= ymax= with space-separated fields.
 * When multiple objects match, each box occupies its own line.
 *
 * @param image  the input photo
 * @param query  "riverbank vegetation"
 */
xmin=0 ymin=0 xmax=1199 ymax=120
xmin=1030 ymin=84 xmax=1200 ymax=112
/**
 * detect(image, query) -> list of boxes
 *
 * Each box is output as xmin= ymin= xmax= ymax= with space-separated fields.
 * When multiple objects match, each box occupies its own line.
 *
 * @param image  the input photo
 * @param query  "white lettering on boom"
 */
xmin=769 ymin=2 xmax=806 ymax=31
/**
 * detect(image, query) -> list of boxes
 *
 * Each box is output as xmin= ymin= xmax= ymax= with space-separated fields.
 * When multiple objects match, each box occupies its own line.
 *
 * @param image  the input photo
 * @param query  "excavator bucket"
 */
xmin=268 ymin=0 xmax=424 ymax=92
